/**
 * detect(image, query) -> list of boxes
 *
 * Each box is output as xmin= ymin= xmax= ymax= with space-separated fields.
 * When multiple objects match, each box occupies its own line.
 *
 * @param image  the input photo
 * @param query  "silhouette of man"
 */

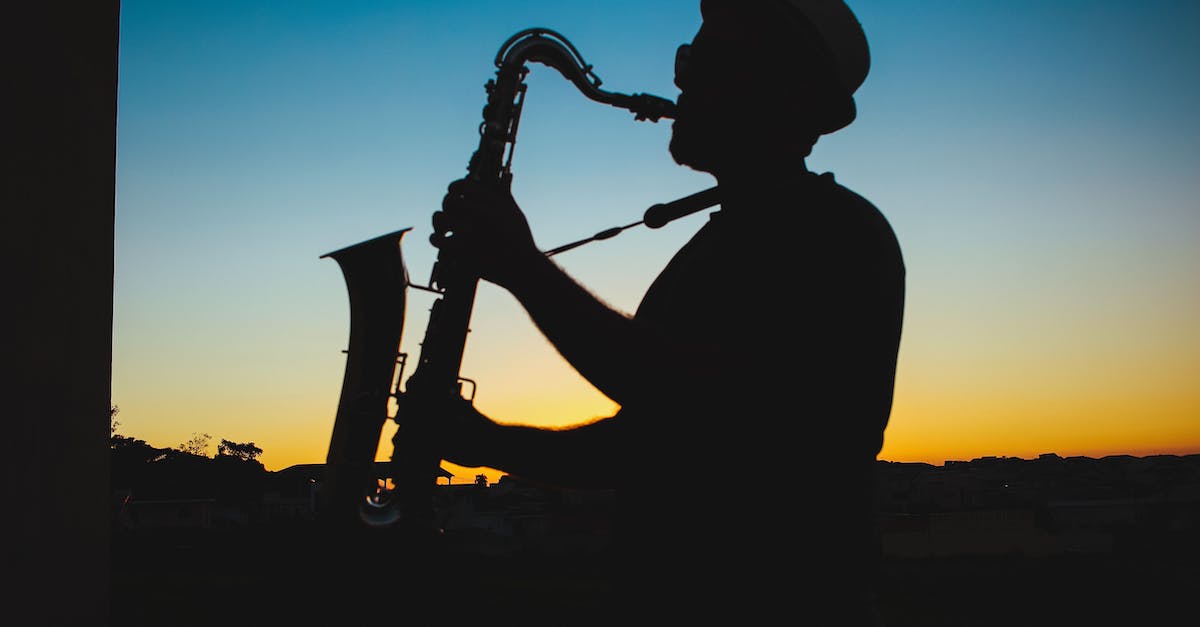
xmin=432 ymin=1 xmax=903 ymax=623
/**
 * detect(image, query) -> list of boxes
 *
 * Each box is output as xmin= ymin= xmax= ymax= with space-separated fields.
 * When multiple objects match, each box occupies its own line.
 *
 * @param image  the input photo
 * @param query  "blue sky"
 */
xmin=114 ymin=1 xmax=1200 ymax=475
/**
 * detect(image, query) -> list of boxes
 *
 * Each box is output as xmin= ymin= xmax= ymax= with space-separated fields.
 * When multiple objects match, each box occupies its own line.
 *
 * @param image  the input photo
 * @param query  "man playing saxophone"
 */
xmin=431 ymin=1 xmax=904 ymax=623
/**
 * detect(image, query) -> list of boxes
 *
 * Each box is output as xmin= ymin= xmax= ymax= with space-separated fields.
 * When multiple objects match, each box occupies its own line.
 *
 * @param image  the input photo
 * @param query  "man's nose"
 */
xmin=674 ymin=43 xmax=691 ymax=89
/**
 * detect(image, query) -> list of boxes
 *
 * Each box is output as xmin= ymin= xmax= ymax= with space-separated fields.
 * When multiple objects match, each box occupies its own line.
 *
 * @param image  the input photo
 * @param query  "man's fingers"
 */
xmin=442 ymin=186 xmax=468 ymax=211
xmin=431 ymin=210 xmax=451 ymax=234
xmin=446 ymin=177 xmax=486 ymax=202
xmin=429 ymin=228 xmax=466 ymax=252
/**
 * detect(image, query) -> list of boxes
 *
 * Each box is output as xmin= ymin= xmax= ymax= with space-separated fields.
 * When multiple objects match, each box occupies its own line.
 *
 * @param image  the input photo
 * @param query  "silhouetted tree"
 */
xmin=217 ymin=439 xmax=263 ymax=463
xmin=177 ymin=432 xmax=211 ymax=457
xmin=211 ymin=440 xmax=267 ymax=519
xmin=111 ymin=433 xmax=166 ymax=493
xmin=111 ymin=428 xmax=272 ymax=510
xmin=111 ymin=433 xmax=160 ymax=456
xmin=110 ymin=404 xmax=120 ymax=437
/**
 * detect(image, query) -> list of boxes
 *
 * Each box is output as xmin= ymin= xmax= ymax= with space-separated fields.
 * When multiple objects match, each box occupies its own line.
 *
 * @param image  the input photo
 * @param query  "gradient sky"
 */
xmin=114 ymin=0 xmax=1200 ymax=482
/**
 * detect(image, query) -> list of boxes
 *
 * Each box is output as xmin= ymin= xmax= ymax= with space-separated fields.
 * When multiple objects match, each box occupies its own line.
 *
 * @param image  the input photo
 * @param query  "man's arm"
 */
xmin=434 ymin=178 xmax=728 ymax=406
xmin=438 ymin=399 xmax=625 ymax=489
xmin=503 ymin=253 xmax=693 ymax=406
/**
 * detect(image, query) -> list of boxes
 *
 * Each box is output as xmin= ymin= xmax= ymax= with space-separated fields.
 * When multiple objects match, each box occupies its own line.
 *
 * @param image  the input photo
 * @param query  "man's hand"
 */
xmin=431 ymin=177 xmax=543 ymax=291
xmin=428 ymin=394 xmax=501 ymax=471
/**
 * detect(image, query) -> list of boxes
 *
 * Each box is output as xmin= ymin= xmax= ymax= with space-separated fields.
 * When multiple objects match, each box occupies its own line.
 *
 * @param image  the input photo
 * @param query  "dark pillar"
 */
xmin=3 ymin=1 xmax=119 ymax=624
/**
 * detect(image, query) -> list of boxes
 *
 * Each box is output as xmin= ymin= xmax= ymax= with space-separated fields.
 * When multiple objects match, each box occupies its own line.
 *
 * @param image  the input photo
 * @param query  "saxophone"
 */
xmin=317 ymin=28 xmax=716 ymax=531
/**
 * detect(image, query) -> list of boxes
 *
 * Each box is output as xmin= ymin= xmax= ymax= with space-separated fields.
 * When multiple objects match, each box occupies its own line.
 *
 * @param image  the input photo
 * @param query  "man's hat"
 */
xmin=699 ymin=1 xmax=871 ymax=133
xmin=773 ymin=0 xmax=870 ymax=133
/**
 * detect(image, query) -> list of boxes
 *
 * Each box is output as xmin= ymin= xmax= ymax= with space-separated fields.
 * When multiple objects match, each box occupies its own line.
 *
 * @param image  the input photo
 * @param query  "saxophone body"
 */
xmin=316 ymin=28 xmax=677 ymax=531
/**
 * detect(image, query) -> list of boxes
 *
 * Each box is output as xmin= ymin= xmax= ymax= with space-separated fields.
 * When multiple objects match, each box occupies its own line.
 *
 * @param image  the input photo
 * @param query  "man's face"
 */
xmin=669 ymin=17 xmax=816 ymax=176
xmin=669 ymin=28 xmax=757 ymax=174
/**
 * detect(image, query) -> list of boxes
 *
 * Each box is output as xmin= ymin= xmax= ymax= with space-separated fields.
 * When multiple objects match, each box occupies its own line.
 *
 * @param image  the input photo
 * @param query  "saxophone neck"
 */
xmin=496 ymin=27 xmax=676 ymax=122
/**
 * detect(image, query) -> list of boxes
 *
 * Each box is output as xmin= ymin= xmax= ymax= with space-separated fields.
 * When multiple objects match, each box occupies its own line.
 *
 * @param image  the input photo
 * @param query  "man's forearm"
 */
xmin=505 ymin=254 xmax=656 ymax=405
xmin=486 ymin=416 xmax=623 ymax=489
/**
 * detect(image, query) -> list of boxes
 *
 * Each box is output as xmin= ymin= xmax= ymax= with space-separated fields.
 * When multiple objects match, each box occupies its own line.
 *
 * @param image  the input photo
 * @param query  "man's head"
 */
xmin=669 ymin=0 xmax=870 ymax=176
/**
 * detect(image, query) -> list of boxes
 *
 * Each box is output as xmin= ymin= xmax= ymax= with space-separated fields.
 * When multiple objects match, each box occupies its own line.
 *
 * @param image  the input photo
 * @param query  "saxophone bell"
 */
xmin=315 ymin=228 xmax=410 ymax=526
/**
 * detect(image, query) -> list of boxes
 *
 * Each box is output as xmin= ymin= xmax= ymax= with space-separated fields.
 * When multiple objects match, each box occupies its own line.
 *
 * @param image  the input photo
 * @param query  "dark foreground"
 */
xmin=111 ymin=526 xmax=1196 ymax=626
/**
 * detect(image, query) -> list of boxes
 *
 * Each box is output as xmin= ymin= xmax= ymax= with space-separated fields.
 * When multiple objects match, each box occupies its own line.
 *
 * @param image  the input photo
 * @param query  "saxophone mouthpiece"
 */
xmin=629 ymin=93 xmax=677 ymax=121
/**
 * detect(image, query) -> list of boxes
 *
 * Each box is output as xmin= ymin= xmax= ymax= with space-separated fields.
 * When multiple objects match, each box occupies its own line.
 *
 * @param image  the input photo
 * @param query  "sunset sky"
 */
xmin=113 ymin=0 xmax=1200 ymax=482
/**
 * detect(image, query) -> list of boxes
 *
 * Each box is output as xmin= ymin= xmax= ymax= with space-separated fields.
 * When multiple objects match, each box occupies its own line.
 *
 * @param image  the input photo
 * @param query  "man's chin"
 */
xmin=669 ymin=136 xmax=716 ymax=174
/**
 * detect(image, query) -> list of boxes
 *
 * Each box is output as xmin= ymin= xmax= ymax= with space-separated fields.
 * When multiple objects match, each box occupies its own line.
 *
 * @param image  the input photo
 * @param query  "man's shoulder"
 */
xmin=808 ymin=172 xmax=897 ymax=236
xmin=809 ymin=171 xmax=878 ymax=212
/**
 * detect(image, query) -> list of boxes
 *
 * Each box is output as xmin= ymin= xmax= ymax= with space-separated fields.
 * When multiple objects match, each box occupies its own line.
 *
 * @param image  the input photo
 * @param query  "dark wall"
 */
xmin=4 ymin=2 xmax=119 ymax=624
